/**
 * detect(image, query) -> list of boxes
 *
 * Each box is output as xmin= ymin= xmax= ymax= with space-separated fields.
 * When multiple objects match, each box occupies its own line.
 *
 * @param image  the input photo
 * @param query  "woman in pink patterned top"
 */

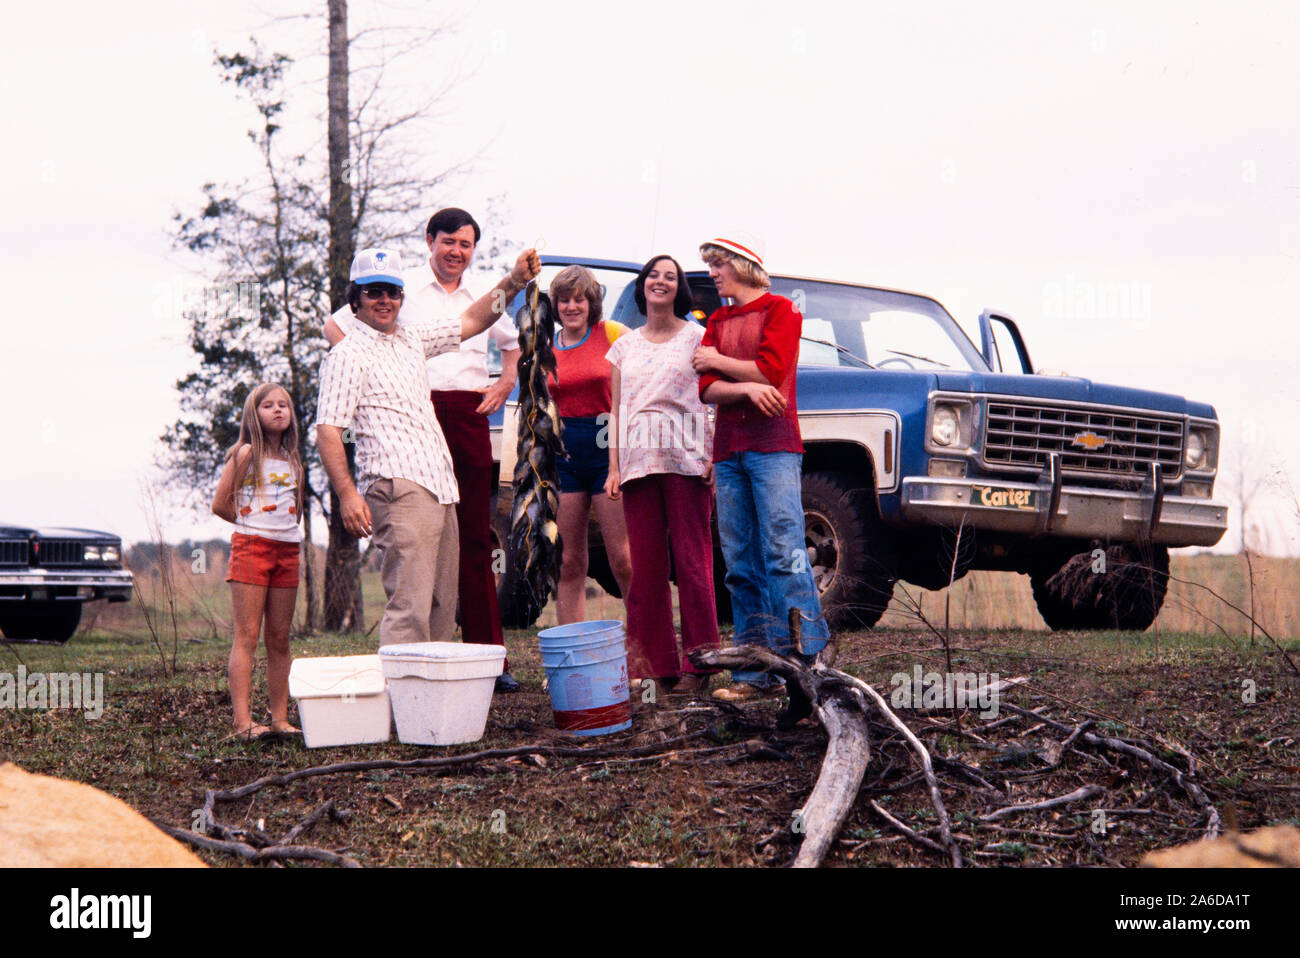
xmin=604 ymin=255 xmax=720 ymax=694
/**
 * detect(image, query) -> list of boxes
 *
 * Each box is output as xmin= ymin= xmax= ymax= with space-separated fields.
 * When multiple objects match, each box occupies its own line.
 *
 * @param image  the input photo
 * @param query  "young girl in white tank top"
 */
xmin=212 ymin=383 xmax=305 ymax=741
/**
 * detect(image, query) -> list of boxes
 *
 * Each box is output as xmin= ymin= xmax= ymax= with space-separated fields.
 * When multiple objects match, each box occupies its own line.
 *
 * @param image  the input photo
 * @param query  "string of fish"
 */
xmin=508 ymin=280 xmax=565 ymax=609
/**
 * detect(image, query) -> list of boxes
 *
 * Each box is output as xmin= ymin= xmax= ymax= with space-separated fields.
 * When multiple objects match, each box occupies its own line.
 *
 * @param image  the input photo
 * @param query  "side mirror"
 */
xmin=978 ymin=309 xmax=1034 ymax=374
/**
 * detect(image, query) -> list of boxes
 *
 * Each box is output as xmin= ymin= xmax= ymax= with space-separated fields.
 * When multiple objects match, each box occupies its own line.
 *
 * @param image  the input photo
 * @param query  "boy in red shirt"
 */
xmin=693 ymin=234 xmax=829 ymax=701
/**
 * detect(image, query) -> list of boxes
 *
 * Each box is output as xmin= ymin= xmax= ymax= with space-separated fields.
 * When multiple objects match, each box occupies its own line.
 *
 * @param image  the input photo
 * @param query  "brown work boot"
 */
xmin=711 ymin=682 xmax=778 ymax=703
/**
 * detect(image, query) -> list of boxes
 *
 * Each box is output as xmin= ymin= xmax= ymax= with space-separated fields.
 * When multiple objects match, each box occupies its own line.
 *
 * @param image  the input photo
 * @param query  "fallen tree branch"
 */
xmin=690 ymin=644 xmax=873 ymax=868
xmin=832 ymin=668 xmax=963 ymax=867
xmin=152 ymin=820 xmax=361 ymax=868
xmin=978 ymin=784 xmax=1106 ymax=822
xmin=281 ymin=800 xmax=337 ymax=846
xmin=998 ymin=703 xmax=1220 ymax=837
xmin=869 ymin=800 xmax=949 ymax=857
xmin=210 ymin=734 xmax=709 ymax=803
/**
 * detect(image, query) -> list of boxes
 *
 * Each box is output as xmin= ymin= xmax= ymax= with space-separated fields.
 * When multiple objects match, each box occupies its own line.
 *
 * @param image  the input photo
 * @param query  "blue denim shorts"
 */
xmin=557 ymin=416 xmax=610 ymax=496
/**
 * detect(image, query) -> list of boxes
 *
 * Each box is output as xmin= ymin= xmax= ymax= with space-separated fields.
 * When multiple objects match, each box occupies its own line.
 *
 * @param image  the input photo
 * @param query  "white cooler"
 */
xmin=288 ymin=654 xmax=391 ymax=748
xmin=378 ymin=642 xmax=506 ymax=746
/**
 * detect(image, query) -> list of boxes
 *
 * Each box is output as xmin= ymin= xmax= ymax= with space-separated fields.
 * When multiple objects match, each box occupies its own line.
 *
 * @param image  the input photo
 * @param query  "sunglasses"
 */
xmin=360 ymin=283 xmax=404 ymax=300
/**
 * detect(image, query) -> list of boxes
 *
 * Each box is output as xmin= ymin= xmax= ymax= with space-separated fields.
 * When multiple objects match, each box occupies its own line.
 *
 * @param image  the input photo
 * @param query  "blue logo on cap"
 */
xmin=375 ymin=251 xmax=387 ymax=264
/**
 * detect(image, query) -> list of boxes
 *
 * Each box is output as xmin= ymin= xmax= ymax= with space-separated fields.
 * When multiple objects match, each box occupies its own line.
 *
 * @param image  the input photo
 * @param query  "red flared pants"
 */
xmin=620 ymin=472 xmax=720 ymax=681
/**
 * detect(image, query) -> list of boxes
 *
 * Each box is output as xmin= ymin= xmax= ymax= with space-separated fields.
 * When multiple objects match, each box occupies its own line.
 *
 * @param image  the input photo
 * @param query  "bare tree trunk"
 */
xmin=300 ymin=480 xmax=319 ymax=632
xmin=323 ymin=0 xmax=363 ymax=633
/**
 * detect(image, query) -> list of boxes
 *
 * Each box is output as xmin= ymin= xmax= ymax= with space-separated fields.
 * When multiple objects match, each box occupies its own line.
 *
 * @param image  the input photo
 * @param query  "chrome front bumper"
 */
xmin=0 ymin=568 xmax=135 ymax=602
xmin=901 ymin=460 xmax=1227 ymax=547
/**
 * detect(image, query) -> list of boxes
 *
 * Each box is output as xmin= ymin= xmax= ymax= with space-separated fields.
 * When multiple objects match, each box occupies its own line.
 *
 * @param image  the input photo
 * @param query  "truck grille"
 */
xmin=0 ymin=539 xmax=29 ymax=565
xmin=37 ymin=539 xmax=86 ymax=566
xmin=983 ymin=401 xmax=1184 ymax=480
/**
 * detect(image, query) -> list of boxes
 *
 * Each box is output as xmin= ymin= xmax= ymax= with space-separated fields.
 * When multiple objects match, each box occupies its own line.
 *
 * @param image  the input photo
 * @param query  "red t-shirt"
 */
xmin=698 ymin=293 xmax=803 ymax=461
xmin=549 ymin=320 xmax=627 ymax=418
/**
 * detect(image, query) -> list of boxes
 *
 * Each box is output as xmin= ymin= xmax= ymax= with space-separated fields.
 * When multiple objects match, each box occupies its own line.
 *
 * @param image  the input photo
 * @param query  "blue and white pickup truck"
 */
xmin=489 ymin=257 xmax=1228 ymax=632
xmin=0 ymin=524 xmax=133 ymax=642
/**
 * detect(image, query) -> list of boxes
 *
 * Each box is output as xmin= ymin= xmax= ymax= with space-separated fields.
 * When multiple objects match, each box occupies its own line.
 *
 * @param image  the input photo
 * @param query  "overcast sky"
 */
xmin=3 ymin=0 xmax=1297 ymax=554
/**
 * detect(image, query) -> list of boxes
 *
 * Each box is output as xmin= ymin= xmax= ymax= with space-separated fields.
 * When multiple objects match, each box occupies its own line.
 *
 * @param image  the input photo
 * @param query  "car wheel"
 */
xmin=800 ymin=471 xmax=898 ymax=630
xmin=0 ymin=602 xmax=82 ymax=643
xmin=1031 ymin=544 xmax=1170 ymax=631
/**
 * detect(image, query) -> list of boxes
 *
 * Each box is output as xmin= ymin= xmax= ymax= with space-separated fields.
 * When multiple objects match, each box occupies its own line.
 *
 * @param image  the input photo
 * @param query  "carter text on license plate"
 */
xmin=972 ymin=485 xmax=1037 ymax=510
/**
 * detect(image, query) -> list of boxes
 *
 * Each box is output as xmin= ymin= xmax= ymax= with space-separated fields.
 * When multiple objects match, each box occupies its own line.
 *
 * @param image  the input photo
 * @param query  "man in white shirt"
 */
xmin=325 ymin=209 xmax=524 ymax=691
xmin=317 ymin=245 xmax=538 ymax=651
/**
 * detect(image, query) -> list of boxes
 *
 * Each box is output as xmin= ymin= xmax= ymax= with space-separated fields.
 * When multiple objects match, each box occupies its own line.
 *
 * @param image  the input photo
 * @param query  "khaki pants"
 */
xmin=365 ymin=478 xmax=459 ymax=646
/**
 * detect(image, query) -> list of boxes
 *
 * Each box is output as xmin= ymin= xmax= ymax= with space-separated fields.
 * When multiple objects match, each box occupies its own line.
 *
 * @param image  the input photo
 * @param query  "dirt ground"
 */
xmin=2 ymin=625 xmax=1296 ymax=867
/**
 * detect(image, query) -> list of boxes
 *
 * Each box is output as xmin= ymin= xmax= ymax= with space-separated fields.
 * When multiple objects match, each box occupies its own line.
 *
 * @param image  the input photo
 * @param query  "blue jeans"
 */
xmin=714 ymin=451 xmax=830 ymax=688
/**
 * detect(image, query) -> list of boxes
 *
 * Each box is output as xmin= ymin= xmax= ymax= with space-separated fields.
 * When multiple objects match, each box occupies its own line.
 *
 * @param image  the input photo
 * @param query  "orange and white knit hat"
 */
xmin=701 ymin=232 xmax=765 ymax=269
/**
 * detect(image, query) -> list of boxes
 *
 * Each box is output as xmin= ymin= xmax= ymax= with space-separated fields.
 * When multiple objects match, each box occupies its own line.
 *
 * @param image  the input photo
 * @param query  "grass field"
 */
xmin=2 ymin=551 xmax=1296 ymax=867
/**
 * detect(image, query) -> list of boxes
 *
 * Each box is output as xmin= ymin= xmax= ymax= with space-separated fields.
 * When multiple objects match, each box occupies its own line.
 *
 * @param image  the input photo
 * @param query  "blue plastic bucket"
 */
xmin=537 ymin=620 xmax=631 ymax=736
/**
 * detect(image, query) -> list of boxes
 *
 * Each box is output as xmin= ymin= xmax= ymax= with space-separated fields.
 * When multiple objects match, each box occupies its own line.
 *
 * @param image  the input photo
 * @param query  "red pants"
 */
xmin=431 ymin=391 xmax=506 ymax=666
xmin=621 ymin=473 xmax=720 ymax=680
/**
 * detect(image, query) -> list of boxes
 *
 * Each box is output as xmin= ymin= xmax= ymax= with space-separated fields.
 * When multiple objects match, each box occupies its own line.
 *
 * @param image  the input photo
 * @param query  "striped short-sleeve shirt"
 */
xmin=316 ymin=316 xmax=462 ymax=502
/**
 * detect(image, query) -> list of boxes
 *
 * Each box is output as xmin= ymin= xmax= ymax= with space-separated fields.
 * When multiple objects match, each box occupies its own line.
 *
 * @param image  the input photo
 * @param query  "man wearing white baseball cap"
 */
xmin=316 ymin=244 xmax=540 ymax=650
xmin=325 ymin=208 xmax=526 ymax=692
xmin=692 ymin=232 xmax=830 ymax=702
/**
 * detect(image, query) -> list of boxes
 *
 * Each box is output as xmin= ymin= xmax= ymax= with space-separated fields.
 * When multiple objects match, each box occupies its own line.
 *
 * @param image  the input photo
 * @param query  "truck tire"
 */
xmin=588 ymin=546 xmax=622 ymax=600
xmin=712 ymin=532 xmax=733 ymax=625
xmin=493 ymin=514 xmax=543 ymax=629
xmin=1031 ymin=544 xmax=1170 ymax=631
xmin=801 ymin=471 xmax=898 ymax=630
xmin=0 ymin=602 xmax=82 ymax=643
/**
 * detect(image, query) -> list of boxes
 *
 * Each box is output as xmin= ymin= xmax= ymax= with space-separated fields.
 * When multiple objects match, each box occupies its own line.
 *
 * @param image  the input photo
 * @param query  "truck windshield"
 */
xmin=769 ymin=278 xmax=986 ymax=372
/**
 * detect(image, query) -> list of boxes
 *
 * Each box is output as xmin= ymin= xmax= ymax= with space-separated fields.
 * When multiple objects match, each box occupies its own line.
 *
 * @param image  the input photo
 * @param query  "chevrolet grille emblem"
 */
xmin=1072 ymin=431 xmax=1107 ymax=451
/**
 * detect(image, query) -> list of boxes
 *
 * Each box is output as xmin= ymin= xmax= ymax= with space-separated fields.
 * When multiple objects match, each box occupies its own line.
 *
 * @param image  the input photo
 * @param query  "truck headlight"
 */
xmin=83 ymin=546 xmax=102 ymax=562
xmin=931 ymin=405 xmax=962 ymax=447
xmin=927 ymin=397 xmax=975 ymax=453
xmin=1184 ymin=423 xmax=1218 ymax=473
xmin=103 ymin=545 xmax=121 ymax=563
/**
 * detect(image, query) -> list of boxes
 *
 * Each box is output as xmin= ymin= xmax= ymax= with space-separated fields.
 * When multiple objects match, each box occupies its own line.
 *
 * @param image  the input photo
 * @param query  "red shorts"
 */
xmin=226 ymin=532 xmax=300 ymax=589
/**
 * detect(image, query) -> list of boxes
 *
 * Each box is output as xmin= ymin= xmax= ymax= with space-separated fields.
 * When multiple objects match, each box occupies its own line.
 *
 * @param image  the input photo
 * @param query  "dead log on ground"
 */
xmin=690 ymin=643 xmax=871 ymax=868
xmin=691 ymin=641 xmax=963 ymax=868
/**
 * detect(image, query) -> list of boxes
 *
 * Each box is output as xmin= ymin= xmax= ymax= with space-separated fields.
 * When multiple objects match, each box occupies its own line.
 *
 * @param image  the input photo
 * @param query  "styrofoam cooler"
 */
xmin=288 ymin=655 xmax=391 ymax=748
xmin=378 ymin=642 xmax=506 ymax=746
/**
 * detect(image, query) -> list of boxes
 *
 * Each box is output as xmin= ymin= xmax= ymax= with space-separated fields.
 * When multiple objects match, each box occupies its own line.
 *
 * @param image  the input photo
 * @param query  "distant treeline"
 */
xmin=126 ymin=539 xmax=230 ymax=571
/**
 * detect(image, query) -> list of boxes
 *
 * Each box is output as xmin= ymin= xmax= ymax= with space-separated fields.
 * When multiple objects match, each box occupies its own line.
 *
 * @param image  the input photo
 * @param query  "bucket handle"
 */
xmin=543 ymin=649 xmax=577 ymax=684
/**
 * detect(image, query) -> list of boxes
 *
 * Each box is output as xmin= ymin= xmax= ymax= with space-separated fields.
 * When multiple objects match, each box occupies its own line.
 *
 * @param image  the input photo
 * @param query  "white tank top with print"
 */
xmin=234 ymin=457 xmax=303 ymax=543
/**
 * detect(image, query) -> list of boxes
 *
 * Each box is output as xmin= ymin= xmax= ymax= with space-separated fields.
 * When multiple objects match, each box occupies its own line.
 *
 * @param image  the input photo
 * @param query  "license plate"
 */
xmin=30 ymin=588 xmax=49 ymax=601
xmin=971 ymin=484 xmax=1037 ymax=511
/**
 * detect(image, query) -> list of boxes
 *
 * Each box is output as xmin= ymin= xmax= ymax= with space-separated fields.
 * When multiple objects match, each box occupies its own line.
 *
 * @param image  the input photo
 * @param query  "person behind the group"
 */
xmin=325 ymin=208 xmax=524 ymax=692
xmin=316 ymin=245 xmax=540 ymax=654
xmin=212 ymin=382 xmax=305 ymax=740
xmin=692 ymin=233 xmax=829 ymax=702
xmin=604 ymin=255 xmax=720 ymax=694
xmin=547 ymin=265 xmax=633 ymax=624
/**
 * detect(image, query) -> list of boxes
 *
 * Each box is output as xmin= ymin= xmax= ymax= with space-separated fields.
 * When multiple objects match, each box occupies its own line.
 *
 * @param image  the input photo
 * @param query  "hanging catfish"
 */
xmin=509 ymin=280 xmax=565 ymax=614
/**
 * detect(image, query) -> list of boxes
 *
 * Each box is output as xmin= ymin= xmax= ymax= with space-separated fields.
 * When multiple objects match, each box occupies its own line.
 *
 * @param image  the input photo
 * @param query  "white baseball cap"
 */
xmin=350 ymin=247 xmax=405 ymax=286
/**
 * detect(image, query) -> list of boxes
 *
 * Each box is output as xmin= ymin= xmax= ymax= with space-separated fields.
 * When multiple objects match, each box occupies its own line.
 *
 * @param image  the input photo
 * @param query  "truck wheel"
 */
xmin=588 ymin=547 xmax=623 ymax=600
xmin=0 ymin=602 xmax=82 ymax=643
xmin=493 ymin=515 xmax=543 ymax=629
xmin=801 ymin=471 xmax=898 ymax=630
xmin=1031 ymin=544 xmax=1170 ymax=631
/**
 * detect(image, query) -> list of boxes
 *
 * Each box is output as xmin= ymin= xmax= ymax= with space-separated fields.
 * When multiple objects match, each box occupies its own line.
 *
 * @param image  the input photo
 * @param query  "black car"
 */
xmin=0 ymin=524 xmax=134 ymax=642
